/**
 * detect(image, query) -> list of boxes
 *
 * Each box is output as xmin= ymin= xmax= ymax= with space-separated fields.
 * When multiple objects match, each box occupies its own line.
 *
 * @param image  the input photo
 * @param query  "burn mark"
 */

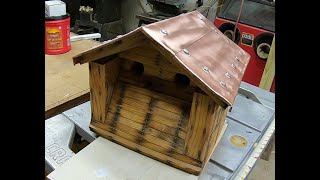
xmin=198 ymin=150 xmax=202 ymax=159
xmin=166 ymin=160 xmax=173 ymax=166
xmin=168 ymin=107 xmax=188 ymax=156
xmin=135 ymin=148 xmax=141 ymax=153
xmin=136 ymin=97 xmax=157 ymax=144
xmin=155 ymin=54 xmax=161 ymax=66
xmin=110 ymin=84 xmax=126 ymax=133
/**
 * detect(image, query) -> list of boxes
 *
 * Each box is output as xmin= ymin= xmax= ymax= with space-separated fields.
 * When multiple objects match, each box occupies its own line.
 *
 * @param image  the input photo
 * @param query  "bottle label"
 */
xmin=46 ymin=26 xmax=63 ymax=49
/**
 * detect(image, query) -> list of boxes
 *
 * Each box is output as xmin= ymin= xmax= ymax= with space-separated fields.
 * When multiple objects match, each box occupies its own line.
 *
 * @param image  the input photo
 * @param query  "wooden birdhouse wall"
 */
xmin=88 ymin=42 xmax=228 ymax=175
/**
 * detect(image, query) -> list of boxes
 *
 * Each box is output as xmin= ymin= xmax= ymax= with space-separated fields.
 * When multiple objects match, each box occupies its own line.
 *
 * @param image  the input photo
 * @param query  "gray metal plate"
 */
xmin=210 ymin=118 xmax=260 ymax=172
xmin=199 ymin=162 xmax=231 ymax=180
xmin=63 ymin=102 xmax=97 ymax=142
xmin=227 ymin=95 xmax=274 ymax=132
xmin=240 ymin=82 xmax=275 ymax=109
xmin=45 ymin=114 xmax=75 ymax=173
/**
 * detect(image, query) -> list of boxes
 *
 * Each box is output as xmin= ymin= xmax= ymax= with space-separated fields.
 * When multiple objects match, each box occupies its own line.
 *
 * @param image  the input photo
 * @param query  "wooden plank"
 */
xmin=89 ymin=59 xmax=119 ymax=123
xmin=91 ymin=122 xmax=200 ymax=168
xmin=118 ymin=50 xmax=184 ymax=74
xmin=201 ymin=121 xmax=227 ymax=171
xmin=122 ymin=89 xmax=186 ymax=115
xmin=119 ymin=71 xmax=195 ymax=102
xmin=203 ymin=105 xmax=227 ymax=165
xmin=185 ymin=93 xmax=215 ymax=160
xmin=108 ymin=106 xmax=187 ymax=139
xmin=144 ymin=64 xmax=177 ymax=82
xmin=109 ymin=92 xmax=187 ymax=139
xmin=99 ymin=116 xmax=185 ymax=153
xmin=259 ymin=37 xmax=275 ymax=91
xmin=90 ymin=124 xmax=203 ymax=175
xmin=200 ymin=103 xmax=221 ymax=161
xmin=73 ymin=30 xmax=148 ymax=65
xmin=45 ymin=92 xmax=90 ymax=119
xmin=107 ymin=85 xmax=190 ymax=134
xmin=106 ymin=111 xmax=185 ymax=145
xmin=45 ymin=37 xmax=101 ymax=119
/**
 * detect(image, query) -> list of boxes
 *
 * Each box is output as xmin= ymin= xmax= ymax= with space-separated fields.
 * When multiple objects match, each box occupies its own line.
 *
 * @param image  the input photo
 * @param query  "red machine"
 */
xmin=214 ymin=0 xmax=275 ymax=92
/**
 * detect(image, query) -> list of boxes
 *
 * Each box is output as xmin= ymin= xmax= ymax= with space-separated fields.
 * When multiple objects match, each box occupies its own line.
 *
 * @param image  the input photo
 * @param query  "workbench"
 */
xmin=45 ymin=81 xmax=275 ymax=180
xmin=45 ymin=36 xmax=101 ymax=119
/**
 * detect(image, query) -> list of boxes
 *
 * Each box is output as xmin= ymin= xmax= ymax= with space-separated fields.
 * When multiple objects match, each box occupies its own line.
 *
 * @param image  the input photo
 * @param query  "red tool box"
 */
xmin=214 ymin=0 xmax=275 ymax=92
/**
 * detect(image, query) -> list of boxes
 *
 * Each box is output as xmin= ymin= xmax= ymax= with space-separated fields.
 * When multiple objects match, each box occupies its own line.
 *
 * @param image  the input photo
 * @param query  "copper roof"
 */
xmin=73 ymin=11 xmax=250 ymax=106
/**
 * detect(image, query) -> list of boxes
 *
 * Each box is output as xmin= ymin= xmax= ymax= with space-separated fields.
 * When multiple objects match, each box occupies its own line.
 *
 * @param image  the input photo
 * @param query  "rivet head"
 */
xmin=211 ymin=27 xmax=215 ymax=31
xmin=198 ymin=15 xmax=204 ymax=20
xmin=160 ymin=28 xmax=168 ymax=35
xmin=225 ymin=72 xmax=231 ymax=79
xmin=183 ymin=48 xmax=190 ymax=55
xmin=231 ymin=63 xmax=236 ymax=68
xmin=220 ymin=81 xmax=226 ymax=87
xmin=202 ymin=66 xmax=209 ymax=73
xmin=235 ymin=56 xmax=240 ymax=61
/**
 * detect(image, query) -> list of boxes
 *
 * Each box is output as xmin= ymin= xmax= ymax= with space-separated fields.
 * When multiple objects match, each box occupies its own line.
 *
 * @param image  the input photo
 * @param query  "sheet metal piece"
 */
xmin=210 ymin=118 xmax=260 ymax=172
xmin=199 ymin=162 xmax=232 ymax=180
xmin=45 ymin=114 xmax=75 ymax=173
xmin=63 ymin=102 xmax=97 ymax=143
xmin=240 ymin=82 xmax=275 ymax=110
xmin=227 ymin=95 xmax=274 ymax=132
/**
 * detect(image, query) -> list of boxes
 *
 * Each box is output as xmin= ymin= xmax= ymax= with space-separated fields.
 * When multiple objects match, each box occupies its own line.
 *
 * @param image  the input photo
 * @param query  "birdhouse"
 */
xmin=73 ymin=11 xmax=250 ymax=175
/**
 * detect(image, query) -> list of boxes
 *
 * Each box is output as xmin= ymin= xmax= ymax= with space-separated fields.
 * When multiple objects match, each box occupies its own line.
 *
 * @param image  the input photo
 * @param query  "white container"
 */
xmin=45 ymin=1 xmax=66 ymax=17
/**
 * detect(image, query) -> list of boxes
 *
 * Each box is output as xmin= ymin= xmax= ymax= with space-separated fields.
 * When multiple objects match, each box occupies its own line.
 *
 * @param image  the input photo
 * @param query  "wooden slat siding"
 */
xmin=105 ymin=111 xmax=185 ymax=146
xmin=119 ymin=59 xmax=134 ymax=71
xmin=199 ymin=102 xmax=220 ymax=161
xmin=119 ymin=58 xmax=190 ymax=85
xmin=147 ymin=39 xmax=227 ymax=108
xmin=118 ymin=51 xmax=185 ymax=75
xmin=202 ymin=122 xmax=227 ymax=172
xmin=73 ymin=30 xmax=148 ymax=65
xmin=108 ymin=90 xmax=190 ymax=132
xmin=143 ymin=64 xmax=177 ymax=82
xmin=203 ymin=106 xmax=227 ymax=165
xmin=89 ymin=59 xmax=120 ymax=123
xmin=105 ymin=113 xmax=186 ymax=153
xmin=111 ymin=85 xmax=187 ymax=115
xmin=108 ymin=84 xmax=190 ymax=134
xmin=168 ymin=107 xmax=189 ymax=156
xmin=90 ymin=121 xmax=200 ymax=168
xmin=108 ymin=106 xmax=187 ymax=139
xmin=185 ymin=93 xmax=213 ymax=160
xmin=109 ymin=83 xmax=125 ymax=133
xmin=119 ymin=71 xmax=195 ymax=102
xmin=109 ymin=96 xmax=184 ymax=124
xmin=89 ymin=62 xmax=105 ymax=123
xmin=90 ymin=122 xmax=203 ymax=175
xmin=117 ymin=78 xmax=192 ymax=106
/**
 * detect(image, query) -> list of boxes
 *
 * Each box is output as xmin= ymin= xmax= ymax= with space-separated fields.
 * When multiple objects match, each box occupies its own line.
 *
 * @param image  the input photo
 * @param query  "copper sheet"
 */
xmin=73 ymin=11 xmax=250 ymax=106
xmin=142 ymin=11 xmax=250 ymax=105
